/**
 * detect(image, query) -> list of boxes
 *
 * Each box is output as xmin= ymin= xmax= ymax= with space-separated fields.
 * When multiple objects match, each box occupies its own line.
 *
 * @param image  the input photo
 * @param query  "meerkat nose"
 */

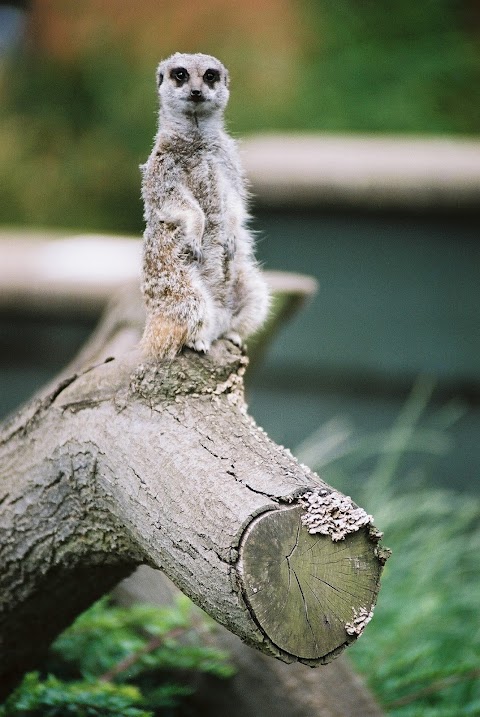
xmin=190 ymin=89 xmax=204 ymax=102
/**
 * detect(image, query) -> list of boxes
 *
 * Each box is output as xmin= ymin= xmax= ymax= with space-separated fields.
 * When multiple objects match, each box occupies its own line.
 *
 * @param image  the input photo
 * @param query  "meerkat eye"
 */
xmin=203 ymin=69 xmax=220 ymax=86
xmin=171 ymin=67 xmax=189 ymax=84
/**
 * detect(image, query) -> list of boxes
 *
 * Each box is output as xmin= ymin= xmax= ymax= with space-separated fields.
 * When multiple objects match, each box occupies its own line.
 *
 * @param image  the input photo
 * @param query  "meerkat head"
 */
xmin=156 ymin=52 xmax=229 ymax=125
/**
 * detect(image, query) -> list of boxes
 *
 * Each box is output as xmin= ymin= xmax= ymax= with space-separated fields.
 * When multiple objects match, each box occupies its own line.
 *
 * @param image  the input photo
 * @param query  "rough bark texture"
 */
xmin=0 ymin=282 xmax=388 ymax=700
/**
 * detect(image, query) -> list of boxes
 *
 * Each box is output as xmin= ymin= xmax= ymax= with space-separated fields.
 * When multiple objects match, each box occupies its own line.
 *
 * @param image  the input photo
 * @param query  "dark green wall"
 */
xmin=249 ymin=207 xmax=479 ymax=494
xmin=253 ymin=207 xmax=479 ymax=385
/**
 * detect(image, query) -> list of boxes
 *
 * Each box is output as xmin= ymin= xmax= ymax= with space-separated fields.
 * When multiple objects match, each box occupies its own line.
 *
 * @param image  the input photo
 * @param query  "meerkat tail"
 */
xmin=141 ymin=315 xmax=188 ymax=360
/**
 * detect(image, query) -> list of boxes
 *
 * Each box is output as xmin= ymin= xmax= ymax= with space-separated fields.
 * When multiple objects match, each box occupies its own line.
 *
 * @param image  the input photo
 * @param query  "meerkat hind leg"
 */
xmin=226 ymin=267 xmax=270 ymax=343
xmin=184 ymin=278 xmax=217 ymax=354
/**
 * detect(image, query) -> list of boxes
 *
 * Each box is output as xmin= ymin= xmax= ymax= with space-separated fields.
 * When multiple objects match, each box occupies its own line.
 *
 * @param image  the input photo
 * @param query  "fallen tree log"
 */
xmin=0 ymin=279 xmax=389 ymax=700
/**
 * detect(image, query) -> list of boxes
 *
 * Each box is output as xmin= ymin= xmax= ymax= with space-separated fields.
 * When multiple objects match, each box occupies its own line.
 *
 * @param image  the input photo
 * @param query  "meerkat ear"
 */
xmin=156 ymin=65 xmax=164 ymax=87
xmin=224 ymin=69 xmax=230 ymax=87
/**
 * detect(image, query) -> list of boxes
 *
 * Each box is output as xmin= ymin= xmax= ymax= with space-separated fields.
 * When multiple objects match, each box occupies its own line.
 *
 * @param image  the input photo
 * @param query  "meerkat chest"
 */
xmin=187 ymin=154 xmax=242 ymax=224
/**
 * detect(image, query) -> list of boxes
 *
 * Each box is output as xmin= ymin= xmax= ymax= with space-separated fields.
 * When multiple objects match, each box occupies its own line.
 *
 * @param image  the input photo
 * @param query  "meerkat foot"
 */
xmin=223 ymin=331 xmax=243 ymax=348
xmin=186 ymin=338 xmax=211 ymax=353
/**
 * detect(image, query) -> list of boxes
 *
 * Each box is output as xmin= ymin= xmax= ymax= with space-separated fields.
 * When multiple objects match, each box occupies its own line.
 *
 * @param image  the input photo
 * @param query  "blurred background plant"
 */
xmin=0 ymin=0 xmax=479 ymax=231
xmin=0 ymin=596 xmax=235 ymax=716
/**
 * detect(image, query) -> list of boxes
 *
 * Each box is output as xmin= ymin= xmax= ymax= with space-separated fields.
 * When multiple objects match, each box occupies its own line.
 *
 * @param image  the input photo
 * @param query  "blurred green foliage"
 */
xmin=0 ymin=596 xmax=235 ymax=717
xmin=297 ymin=379 xmax=480 ymax=715
xmin=295 ymin=0 xmax=480 ymax=135
xmin=0 ymin=47 xmax=153 ymax=232
xmin=0 ymin=0 xmax=479 ymax=233
xmin=1 ymin=675 xmax=152 ymax=717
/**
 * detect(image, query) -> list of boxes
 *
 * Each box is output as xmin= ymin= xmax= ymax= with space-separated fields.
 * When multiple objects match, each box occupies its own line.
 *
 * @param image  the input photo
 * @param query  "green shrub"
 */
xmin=1 ymin=596 xmax=234 ymax=717
xmin=0 ymin=674 xmax=151 ymax=717
xmin=297 ymin=0 xmax=480 ymax=134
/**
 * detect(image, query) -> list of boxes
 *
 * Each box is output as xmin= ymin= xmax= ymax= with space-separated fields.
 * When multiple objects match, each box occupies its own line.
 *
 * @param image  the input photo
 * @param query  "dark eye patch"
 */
xmin=203 ymin=68 xmax=220 ymax=86
xmin=170 ymin=67 xmax=189 ymax=85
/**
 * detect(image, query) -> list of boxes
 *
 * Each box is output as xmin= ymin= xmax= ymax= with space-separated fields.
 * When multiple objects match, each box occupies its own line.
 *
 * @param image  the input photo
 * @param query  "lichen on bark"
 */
xmin=300 ymin=489 xmax=374 ymax=541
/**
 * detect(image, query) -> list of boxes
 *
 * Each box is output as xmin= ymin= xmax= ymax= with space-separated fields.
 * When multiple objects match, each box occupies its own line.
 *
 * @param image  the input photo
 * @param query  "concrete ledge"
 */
xmin=0 ymin=232 xmax=141 ymax=315
xmin=241 ymin=134 xmax=480 ymax=209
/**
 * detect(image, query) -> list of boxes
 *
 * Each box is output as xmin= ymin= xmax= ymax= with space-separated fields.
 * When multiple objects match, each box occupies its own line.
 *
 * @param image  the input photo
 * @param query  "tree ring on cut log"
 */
xmin=239 ymin=505 xmax=382 ymax=661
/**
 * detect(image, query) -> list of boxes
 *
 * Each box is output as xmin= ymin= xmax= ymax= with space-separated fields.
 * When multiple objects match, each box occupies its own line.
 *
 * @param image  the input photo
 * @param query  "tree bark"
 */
xmin=0 ymin=281 xmax=388 ymax=699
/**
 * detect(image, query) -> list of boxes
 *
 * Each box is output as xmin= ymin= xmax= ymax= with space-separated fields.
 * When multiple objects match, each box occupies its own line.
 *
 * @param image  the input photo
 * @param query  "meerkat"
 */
xmin=140 ymin=52 xmax=270 ymax=359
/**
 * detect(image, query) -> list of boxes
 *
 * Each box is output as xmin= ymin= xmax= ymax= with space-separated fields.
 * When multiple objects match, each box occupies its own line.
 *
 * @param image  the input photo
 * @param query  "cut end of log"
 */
xmin=238 ymin=504 xmax=386 ymax=664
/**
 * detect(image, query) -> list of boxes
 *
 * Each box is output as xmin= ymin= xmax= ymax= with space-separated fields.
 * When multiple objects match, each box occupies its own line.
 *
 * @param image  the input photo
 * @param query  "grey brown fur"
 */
xmin=141 ymin=52 xmax=270 ymax=359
